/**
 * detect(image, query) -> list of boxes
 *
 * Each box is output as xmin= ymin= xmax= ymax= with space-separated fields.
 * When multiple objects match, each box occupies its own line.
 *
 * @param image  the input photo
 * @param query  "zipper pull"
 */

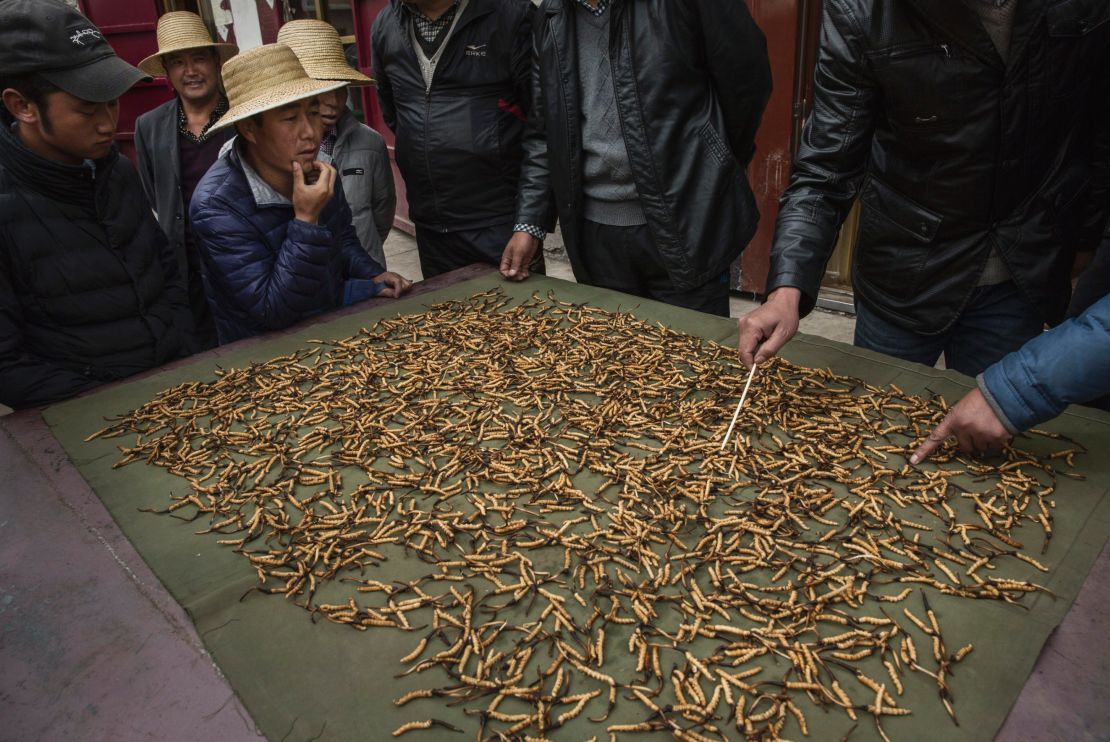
xmin=940 ymin=43 xmax=950 ymax=58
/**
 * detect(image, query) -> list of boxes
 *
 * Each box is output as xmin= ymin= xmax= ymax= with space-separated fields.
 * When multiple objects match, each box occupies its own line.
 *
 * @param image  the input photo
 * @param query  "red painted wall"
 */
xmin=738 ymin=0 xmax=807 ymax=294
xmin=352 ymin=0 xmax=413 ymax=234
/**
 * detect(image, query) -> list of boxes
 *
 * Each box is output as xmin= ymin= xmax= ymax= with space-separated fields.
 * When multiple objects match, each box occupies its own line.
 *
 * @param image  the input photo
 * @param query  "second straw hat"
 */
xmin=139 ymin=11 xmax=238 ymax=77
xmin=210 ymin=43 xmax=348 ymax=132
xmin=277 ymin=19 xmax=373 ymax=85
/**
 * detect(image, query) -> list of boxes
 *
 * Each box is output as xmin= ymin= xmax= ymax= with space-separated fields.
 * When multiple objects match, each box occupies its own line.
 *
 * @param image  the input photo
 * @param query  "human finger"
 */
xmin=317 ymin=161 xmax=336 ymax=193
xmin=507 ymin=245 xmax=530 ymax=281
xmin=754 ymin=322 xmax=793 ymax=365
xmin=910 ymin=416 xmax=952 ymax=465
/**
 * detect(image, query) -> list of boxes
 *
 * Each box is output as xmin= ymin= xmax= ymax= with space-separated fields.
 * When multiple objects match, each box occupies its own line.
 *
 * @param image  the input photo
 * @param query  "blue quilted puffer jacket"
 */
xmin=189 ymin=144 xmax=386 ymax=344
xmin=980 ymin=292 xmax=1110 ymax=432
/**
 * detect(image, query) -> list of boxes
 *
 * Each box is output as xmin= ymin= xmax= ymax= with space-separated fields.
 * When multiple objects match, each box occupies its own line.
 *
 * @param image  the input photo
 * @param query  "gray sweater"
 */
xmin=575 ymin=4 xmax=645 ymax=226
xmin=964 ymin=0 xmax=1018 ymax=63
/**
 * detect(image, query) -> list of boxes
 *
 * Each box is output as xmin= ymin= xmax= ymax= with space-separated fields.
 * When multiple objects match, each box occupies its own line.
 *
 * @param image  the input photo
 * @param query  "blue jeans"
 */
xmin=853 ymin=282 xmax=1044 ymax=377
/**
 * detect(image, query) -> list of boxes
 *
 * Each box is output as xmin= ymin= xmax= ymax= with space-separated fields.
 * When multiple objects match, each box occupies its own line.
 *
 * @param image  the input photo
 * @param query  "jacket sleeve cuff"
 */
xmin=976 ymin=373 xmax=1022 ymax=436
xmin=513 ymin=224 xmax=546 ymax=241
xmin=516 ymin=214 xmax=556 ymax=233
xmin=288 ymin=218 xmax=333 ymax=245
xmin=341 ymin=279 xmax=383 ymax=305
xmin=763 ymin=271 xmax=819 ymax=317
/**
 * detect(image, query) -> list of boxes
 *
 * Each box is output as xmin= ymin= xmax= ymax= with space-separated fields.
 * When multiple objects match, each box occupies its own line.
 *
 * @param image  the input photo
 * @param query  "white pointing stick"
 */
xmin=720 ymin=363 xmax=758 ymax=451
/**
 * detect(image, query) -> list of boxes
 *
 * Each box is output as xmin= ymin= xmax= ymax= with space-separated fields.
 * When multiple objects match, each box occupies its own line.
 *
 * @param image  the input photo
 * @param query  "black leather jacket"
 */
xmin=514 ymin=0 xmax=771 ymax=291
xmin=769 ymin=0 xmax=1110 ymax=334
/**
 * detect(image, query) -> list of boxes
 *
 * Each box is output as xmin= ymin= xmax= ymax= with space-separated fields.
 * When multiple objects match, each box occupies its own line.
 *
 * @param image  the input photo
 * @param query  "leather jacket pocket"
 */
xmin=861 ymin=177 xmax=942 ymax=243
xmin=1047 ymin=0 xmax=1109 ymax=37
xmin=867 ymin=43 xmax=981 ymax=134
xmin=855 ymin=177 xmax=944 ymax=300
xmin=1046 ymin=0 xmax=1110 ymax=100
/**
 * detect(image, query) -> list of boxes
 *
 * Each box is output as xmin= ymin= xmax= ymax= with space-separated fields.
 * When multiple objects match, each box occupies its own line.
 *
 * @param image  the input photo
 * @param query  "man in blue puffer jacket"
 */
xmin=912 ymin=277 xmax=1110 ymax=463
xmin=190 ymin=43 xmax=411 ymax=345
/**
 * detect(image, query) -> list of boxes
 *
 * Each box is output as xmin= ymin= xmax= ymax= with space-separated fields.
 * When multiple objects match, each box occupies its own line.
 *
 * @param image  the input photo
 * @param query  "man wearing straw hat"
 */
xmin=189 ymin=44 xmax=412 ymax=345
xmin=0 ymin=0 xmax=192 ymax=408
xmin=278 ymin=19 xmax=396 ymax=269
xmin=371 ymin=0 xmax=541 ymax=279
xmin=134 ymin=11 xmax=238 ymax=350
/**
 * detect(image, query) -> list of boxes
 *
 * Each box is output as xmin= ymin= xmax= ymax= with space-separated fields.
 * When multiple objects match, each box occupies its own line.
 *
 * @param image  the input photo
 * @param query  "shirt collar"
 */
xmin=320 ymin=127 xmax=338 ymax=157
xmin=574 ymin=0 xmax=608 ymax=16
xmin=236 ymin=140 xmax=334 ymax=209
xmin=402 ymin=0 xmax=461 ymax=22
xmin=178 ymin=96 xmax=230 ymax=143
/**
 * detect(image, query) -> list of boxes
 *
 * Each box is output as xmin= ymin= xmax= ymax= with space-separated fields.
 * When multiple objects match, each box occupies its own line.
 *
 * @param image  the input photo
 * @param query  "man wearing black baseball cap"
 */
xmin=0 ymin=0 xmax=192 ymax=408
xmin=2 ymin=0 xmax=150 ymax=105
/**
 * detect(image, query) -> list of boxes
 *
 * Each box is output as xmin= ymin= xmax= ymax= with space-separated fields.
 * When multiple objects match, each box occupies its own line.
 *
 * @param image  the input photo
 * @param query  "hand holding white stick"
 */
xmin=721 ymin=363 xmax=758 ymax=451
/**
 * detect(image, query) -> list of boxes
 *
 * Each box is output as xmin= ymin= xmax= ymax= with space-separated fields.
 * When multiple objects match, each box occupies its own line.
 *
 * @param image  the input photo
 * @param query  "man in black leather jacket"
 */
xmin=739 ymin=0 xmax=1110 ymax=375
xmin=501 ymin=0 xmax=771 ymax=316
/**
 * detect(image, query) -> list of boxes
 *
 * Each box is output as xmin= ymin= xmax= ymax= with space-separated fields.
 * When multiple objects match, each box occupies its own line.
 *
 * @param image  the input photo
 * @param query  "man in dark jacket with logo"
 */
xmin=190 ymin=44 xmax=411 ymax=345
xmin=501 ymin=0 xmax=772 ymax=316
xmin=739 ymin=0 xmax=1110 ymax=376
xmin=0 ymin=0 xmax=191 ymax=409
xmin=371 ymin=0 xmax=540 ymax=278
xmin=134 ymin=11 xmax=238 ymax=350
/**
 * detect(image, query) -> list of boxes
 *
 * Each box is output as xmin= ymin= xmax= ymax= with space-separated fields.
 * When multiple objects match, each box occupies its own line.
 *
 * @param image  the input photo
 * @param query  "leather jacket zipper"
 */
xmin=886 ymin=43 xmax=951 ymax=61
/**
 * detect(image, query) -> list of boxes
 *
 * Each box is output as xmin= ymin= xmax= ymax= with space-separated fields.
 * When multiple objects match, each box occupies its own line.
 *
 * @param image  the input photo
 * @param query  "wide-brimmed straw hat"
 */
xmin=277 ymin=19 xmax=373 ymax=86
xmin=210 ymin=43 xmax=348 ymax=132
xmin=138 ymin=11 xmax=238 ymax=77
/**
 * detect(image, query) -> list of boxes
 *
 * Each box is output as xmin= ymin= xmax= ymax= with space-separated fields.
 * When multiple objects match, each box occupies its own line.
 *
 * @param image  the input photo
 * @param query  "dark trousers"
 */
xmin=853 ymin=281 xmax=1043 ymax=377
xmin=1069 ymin=241 xmax=1110 ymax=411
xmin=1069 ymin=241 xmax=1110 ymax=319
xmin=184 ymin=239 xmax=217 ymax=352
xmin=415 ymin=222 xmax=545 ymax=279
xmin=577 ymin=220 xmax=730 ymax=317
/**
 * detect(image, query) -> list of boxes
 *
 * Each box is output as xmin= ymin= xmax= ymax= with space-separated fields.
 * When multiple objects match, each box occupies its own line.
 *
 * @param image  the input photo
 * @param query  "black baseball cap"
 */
xmin=0 ymin=0 xmax=150 ymax=103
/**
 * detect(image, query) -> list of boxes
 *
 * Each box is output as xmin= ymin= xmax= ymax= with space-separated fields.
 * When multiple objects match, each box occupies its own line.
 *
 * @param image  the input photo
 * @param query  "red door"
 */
xmin=77 ymin=0 xmax=172 ymax=163
xmin=352 ymin=0 xmax=415 ymax=234
xmin=735 ymin=0 xmax=819 ymax=295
